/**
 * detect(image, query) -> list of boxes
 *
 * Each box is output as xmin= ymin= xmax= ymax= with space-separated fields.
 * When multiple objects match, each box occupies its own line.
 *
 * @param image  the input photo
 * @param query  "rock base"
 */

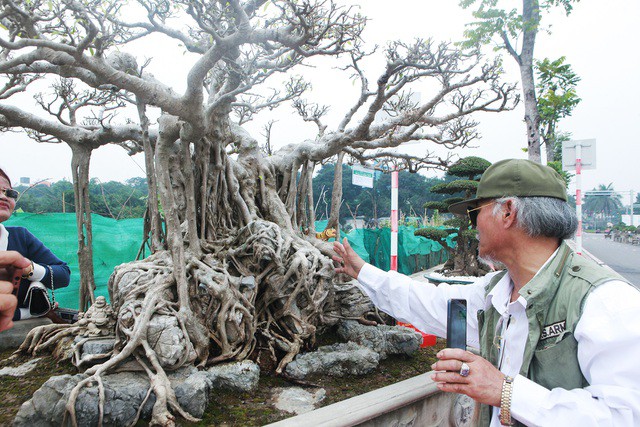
xmin=285 ymin=342 xmax=379 ymax=379
xmin=337 ymin=320 xmax=422 ymax=358
xmin=14 ymin=360 xmax=261 ymax=426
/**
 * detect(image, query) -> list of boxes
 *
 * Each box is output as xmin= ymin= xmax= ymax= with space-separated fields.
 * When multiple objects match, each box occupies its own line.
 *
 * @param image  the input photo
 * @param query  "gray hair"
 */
xmin=492 ymin=196 xmax=577 ymax=240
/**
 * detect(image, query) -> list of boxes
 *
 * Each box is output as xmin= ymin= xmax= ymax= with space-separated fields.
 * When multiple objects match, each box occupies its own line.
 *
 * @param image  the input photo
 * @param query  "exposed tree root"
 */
xmin=16 ymin=219 xmax=340 ymax=426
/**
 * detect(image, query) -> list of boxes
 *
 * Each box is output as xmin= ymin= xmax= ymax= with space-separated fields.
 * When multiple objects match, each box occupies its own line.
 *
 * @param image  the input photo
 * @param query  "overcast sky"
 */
xmin=2 ymin=0 xmax=638 ymax=203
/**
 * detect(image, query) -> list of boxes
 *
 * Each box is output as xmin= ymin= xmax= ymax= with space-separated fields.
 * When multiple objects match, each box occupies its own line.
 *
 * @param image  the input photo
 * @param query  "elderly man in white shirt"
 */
xmin=333 ymin=159 xmax=640 ymax=426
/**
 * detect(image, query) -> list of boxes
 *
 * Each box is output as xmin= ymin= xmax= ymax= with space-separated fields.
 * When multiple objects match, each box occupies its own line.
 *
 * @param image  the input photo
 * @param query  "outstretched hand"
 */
xmin=0 ymin=251 xmax=31 ymax=332
xmin=332 ymin=237 xmax=365 ymax=279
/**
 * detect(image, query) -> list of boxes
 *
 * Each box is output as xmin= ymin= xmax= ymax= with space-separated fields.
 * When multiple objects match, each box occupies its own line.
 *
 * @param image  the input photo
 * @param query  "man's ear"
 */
xmin=502 ymin=200 xmax=516 ymax=227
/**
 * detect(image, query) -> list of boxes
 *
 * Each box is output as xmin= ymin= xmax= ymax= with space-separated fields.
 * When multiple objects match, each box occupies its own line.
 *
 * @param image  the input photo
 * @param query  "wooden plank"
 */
xmin=266 ymin=372 xmax=441 ymax=427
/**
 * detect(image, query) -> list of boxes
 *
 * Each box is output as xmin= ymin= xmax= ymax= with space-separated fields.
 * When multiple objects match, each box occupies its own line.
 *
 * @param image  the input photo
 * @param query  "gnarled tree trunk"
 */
xmin=327 ymin=152 xmax=345 ymax=230
xmin=69 ymin=143 xmax=96 ymax=312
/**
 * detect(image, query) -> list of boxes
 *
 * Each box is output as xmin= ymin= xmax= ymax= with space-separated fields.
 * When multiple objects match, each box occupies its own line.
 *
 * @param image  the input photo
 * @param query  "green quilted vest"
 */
xmin=475 ymin=241 xmax=630 ymax=426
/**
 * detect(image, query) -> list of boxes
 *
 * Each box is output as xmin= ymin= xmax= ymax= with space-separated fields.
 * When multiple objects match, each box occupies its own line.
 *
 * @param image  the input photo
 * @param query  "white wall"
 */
xmin=620 ymin=215 xmax=640 ymax=227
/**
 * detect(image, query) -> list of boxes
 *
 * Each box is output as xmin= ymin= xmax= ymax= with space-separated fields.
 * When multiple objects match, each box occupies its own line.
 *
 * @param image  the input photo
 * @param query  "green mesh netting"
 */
xmin=315 ymin=220 xmax=328 ymax=233
xmin=6 ymin=213 xmax=143 ymax=310
xmin=316 ymin=221 xmax=450 ymax=272
xmin=5 ymin=214 xmax=451 ymax=309
xmin=341 ymin=226 xmax=449 ymax=275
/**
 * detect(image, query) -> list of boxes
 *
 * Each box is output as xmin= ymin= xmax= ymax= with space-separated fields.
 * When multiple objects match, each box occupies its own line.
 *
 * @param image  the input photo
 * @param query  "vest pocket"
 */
xmin=531 ymin=332 xmax=586 ymax=390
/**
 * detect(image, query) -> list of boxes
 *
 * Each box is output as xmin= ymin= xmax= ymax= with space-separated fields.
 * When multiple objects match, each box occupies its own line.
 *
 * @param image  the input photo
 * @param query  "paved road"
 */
xmin=580 ymin=233 xmax=640 ymax=287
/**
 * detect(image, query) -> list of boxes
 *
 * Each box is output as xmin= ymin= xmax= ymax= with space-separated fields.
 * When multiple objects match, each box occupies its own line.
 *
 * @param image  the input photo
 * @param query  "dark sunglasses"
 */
xmin=466 ymin=201 xmax=496 ymax=227
xmin=0 ymin=188 xmax=19 ymax=200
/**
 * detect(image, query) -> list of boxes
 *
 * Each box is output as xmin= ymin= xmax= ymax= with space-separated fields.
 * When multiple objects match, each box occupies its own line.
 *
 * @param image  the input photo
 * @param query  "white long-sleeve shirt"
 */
xmin=357 ymin=263 xmax=640 ymax=426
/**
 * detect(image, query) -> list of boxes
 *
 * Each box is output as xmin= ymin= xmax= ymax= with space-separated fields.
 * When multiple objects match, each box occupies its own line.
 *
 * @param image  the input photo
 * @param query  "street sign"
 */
xmin=352 ymin=165 xmax=374 ymax=188
xmin=562 ymin=139 xmax=596 ymax=170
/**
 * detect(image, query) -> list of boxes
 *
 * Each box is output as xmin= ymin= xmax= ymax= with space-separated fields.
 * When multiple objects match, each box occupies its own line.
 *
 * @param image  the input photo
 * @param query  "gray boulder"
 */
xmin=0 ymin=318 xmax=52 ymax=351
xmin=15 ymin=373 xmax=86 ymax=427
xmin=206 ymin=360 xmax=260 ymax=392
xmin=74 ymin=337 xmax=115 ymax=367
xmin=337 ymin=320 xmax=422 ymax=359
xmin=73 ymin=372 xmax=155 ymax=426
xmin=271 ymin=387 xmax=326 ymax=415
xmin=330 ymin=282 xmax=377 ymax=319
xmin=172 ymin=367 xmax=212 ymax=417
xmin=14 ymin=367 xmax=210 ymax=426
xmin=80 ymin=337 xmax=115 ymax=355
xmin=285 ymin=342 xmax=379 ymax=379
xmin=147 ymin=314 xmax=196 ymax=367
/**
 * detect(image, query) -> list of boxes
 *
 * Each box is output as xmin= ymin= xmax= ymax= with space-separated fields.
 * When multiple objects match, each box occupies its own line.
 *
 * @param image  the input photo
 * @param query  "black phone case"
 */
xmin=446 ymin=299 xmax=467 ymax=349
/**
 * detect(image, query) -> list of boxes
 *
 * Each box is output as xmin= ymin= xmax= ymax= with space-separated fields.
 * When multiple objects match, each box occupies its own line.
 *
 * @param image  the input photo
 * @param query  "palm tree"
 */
xmin=584 ymin=184 xmax=623 ymax=225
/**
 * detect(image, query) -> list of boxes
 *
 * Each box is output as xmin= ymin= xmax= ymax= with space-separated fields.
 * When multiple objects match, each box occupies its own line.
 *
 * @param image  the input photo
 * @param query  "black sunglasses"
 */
xmin=0 ymin=188 xmax=19 ymax=200
xmin=466 ymin=201 xmax=496 ymax=227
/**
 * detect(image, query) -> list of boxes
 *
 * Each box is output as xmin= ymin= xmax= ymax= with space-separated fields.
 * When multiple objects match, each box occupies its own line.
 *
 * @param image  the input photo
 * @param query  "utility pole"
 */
xmin=563 ymin=139 xmax=596 ymax=255
xmin=575 ymin=143 xmax=583 ymax=254
xmin=629 ymin=190 xmax=635 ymax=227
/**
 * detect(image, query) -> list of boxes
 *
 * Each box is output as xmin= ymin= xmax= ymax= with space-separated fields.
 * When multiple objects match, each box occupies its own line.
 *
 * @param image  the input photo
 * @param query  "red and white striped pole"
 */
xmin=575 ymin=143 xmax=583 ymax=255
xmin=391 ymin=167 xmax=436 ymax=347
xmin=390 ymin=168 xmax=399 ymax=271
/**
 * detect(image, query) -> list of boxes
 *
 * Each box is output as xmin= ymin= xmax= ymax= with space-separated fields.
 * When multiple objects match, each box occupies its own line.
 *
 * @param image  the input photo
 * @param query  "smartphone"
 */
xmin=1 ymin=266 xmax=21 ymax=292
xmin=447 ymin=299 xmax=467 ymax=350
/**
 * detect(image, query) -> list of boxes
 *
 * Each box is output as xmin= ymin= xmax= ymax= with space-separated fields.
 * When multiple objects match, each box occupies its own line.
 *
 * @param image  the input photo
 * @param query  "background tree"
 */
xmin=416 ymin=156 xmax=492 ymax=276
xmin=1 ymin=1 xmax=517 ymax=424
xmin=535 ymin=56 xmax=581 ymax=162
xmin=460 ymin=0 xmax=579 ymax=162
xmin=0 ymin=74 xmax=146 ymax=310
xmin=15 ymin=180 xmax=74 ymax=214
xmin=584 ymin=183 xmax=623 ymax=219
xmin=88 ymin=178 xmax=148 ymax=219
xmin=312 ymin=163 xmax=452 ymax=225
xmin=15 ymin=178 xmax=148 ymax=218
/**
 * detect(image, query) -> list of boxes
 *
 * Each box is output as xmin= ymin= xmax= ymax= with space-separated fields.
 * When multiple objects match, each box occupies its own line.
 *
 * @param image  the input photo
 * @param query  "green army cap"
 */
xmin=448 ymin=159 xmax=568 ymax=216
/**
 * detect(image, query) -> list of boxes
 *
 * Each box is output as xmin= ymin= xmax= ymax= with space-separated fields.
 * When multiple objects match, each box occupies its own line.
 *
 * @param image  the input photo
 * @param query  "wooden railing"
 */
xmin=265 ymin=371 xmax=475 ymax=427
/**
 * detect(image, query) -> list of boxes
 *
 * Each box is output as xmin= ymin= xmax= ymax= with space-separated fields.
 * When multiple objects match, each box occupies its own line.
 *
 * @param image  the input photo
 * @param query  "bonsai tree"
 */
xmin=415 ymin=156 xmax=492 ymax=276
xmin=1 ymin=1 xmax=517 ymax=423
